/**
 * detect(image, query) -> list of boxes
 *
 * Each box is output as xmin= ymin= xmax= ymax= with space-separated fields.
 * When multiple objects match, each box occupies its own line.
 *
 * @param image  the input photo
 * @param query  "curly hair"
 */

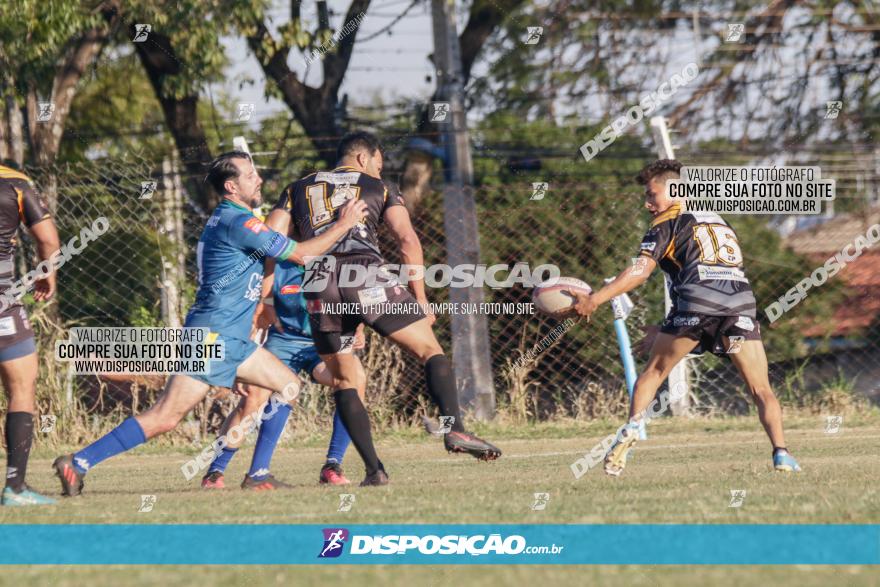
xmin=636 ymin=159 xmax=682 ymax=185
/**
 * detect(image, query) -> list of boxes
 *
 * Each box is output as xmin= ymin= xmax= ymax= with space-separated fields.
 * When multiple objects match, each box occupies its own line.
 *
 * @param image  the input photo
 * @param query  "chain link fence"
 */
xmin=16 ymin=148 xmax=878 ymax=441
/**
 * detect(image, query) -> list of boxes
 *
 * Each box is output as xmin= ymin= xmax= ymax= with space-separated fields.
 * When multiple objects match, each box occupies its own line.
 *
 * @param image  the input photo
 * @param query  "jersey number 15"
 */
xmin=693 ymin=224 xmax=743 ymax=265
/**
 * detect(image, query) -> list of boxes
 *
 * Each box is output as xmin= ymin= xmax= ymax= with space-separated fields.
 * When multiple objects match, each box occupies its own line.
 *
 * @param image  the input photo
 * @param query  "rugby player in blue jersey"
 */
xmin=200 ymin=260 xmax=365 ymax=489
xmin=53 ymin=151 xmax=367 ymax=497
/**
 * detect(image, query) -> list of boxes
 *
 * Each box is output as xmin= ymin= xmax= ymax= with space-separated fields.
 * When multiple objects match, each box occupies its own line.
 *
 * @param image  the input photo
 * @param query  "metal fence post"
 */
xmin=650 ymin=116 xmax=691 ymax=415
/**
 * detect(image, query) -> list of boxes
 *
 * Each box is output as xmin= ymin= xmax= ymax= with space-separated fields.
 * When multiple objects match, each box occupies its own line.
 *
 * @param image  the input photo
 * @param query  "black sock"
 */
xmin=424 ymin=354 xmax=465 ymax=433
xmin=5 ymin=412 xmax=34 ymax=492
xmin=333 ymin=389 xmax=381 ymax=476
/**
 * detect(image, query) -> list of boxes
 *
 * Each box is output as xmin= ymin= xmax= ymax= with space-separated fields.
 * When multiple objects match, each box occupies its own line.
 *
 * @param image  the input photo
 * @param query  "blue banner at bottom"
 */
xmin=0 ymin=524 xmax=877 ymax=565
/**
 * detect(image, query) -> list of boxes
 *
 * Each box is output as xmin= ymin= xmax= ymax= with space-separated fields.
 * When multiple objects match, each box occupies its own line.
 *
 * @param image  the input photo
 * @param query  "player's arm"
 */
xmin=563 ymin=220 xmax=669 ymax=319
xmin=253 ymin=260 xmax=281 ymax=334
xmin=234 ymin=199 xmax=365 ymax=267
xmin=384 ymin=205 xmax=431 ymax=306
xmin=254 ymin=199 xmax=294 ymax=332
xmin=17 ymin=181 xmax=60 ymax=301
xmin=570 ymin=258 xmax=656 ymax=317
xmin=266 ymin=185 xmax=294 ymax=236
xmin=285 ymin=198 xmax=367 ymax=263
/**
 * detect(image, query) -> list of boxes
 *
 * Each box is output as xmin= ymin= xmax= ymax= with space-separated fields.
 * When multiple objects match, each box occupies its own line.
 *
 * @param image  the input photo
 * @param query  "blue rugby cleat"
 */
xmin=773 ymin=449 xmax=802 ymax=472
xmin=1 ymin=485 xmax=57 ymax=506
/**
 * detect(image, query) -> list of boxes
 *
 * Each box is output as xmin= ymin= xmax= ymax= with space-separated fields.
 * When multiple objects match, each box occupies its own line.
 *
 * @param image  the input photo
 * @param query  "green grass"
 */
xmin=1 ymin=565 xmax=877 ymax=587
xmin=2 ymin=415 xmax=879 ymax=585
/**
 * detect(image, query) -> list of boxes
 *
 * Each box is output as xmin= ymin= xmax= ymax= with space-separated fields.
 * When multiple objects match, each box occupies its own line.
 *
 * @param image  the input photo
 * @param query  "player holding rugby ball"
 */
xmin=562 ymin=159 xmax=801 ymax=476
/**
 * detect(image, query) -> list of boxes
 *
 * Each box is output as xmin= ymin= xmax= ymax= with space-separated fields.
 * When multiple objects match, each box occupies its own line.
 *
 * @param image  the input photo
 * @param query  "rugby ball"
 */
xmin=532 ymin=277 xmax=592 ymax=314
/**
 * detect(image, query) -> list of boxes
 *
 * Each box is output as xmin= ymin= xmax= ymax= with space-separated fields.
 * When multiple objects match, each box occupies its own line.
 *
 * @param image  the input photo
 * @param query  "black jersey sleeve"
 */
xmin=274 ymin=183 xmax=294 ymax=212
xmin=380 ymin=180 xmax=406 ymax=215
xmin=637 ymin=218 xmax=674 ymax=264
xmin=10 ymin=178 xmax=51 ymax=228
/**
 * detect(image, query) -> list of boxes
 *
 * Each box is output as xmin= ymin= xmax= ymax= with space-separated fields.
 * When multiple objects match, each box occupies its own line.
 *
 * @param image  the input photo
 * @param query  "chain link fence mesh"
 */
xmin=17 ymin=146 xmax=878 ymax=439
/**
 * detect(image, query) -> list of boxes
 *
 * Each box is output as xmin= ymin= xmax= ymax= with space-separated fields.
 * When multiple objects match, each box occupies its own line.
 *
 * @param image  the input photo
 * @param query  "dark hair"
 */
xmin=636 ymin=159 xmax=682 ymax=185
xmin=336 ymin=131 xmax=382 ymax=162
xmin=205 ymin=151 xmax=252 ymax=195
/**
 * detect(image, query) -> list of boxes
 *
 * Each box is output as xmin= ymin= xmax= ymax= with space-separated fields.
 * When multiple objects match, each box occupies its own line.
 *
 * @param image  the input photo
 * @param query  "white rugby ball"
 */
xmin=532 ymin=277 xmax=592 ymax=314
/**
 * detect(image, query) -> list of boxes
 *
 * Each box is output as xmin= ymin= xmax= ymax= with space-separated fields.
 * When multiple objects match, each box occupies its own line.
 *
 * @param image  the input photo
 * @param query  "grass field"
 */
xmin=1 ymin=413 xmax=879 ymax=585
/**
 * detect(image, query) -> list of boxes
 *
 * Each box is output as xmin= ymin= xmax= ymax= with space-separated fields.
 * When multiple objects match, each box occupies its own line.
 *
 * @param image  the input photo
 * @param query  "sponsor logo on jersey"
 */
xmin=0 ymin=316 xmax=16 ymax=337
xmin=697 ymin=264 xmax=749 ymax=283
xmin=734 ymin=316 xmax=754 ymax=331
xmin=280 ymin=284 xmax=301 ymax=295
xmin=244 ymin=273 xmax=262 ymax=301
xmin=673 ymin=315 xmax=701 ymax=327
xmin=640 ymin=241 xmax=657 ymax=252
xmin=315 ymin=172 xmax=361 ymax=185
xmin=243 ymin=217 xmax=268 ymax=234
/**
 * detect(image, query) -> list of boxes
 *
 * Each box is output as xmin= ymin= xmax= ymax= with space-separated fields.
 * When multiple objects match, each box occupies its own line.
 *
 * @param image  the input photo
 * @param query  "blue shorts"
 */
xmin=0 ymin=337 xmax=36 ymax=362
xmin=188 ymin=333 xmax=259 ymax=388
xmin=264 ymin=330 xmax=321 ymax=381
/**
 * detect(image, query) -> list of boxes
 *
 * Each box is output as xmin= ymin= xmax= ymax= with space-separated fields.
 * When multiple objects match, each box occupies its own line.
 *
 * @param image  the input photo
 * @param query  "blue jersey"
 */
xmin=271 ymin=261 xmax=311 ymax=337
xmin=185 ymin=199 xmax=296 ymax=339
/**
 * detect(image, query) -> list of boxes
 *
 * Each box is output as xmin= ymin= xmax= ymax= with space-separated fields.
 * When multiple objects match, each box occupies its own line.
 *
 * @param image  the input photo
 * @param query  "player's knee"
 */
xmin=640 ymin=362 xmax=670 ymax=382
xmin=750 ymin=384 xmax=776 ymax=402
xmin=242 ymin=393 xmax=265 ymax=416
xmin=148 ymin=415 xmax=180 ymax=437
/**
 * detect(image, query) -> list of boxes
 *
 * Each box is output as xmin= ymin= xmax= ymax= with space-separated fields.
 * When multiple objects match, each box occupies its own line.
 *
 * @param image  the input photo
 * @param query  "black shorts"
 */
xmin=305 ymin=255 xmax=425 ymax=354
xmin=659 ymin=312 xmax=761 ymax=357
xmin=0 ymin=304 xmax=36 ymax=362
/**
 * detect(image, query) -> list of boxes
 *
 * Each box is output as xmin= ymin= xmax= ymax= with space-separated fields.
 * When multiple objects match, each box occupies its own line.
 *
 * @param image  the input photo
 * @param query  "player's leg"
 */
xmin=230 ymin=348 xmax=304 ymax=488
xmin=630 ymin=333 xmax=700 ymax=419
xmin=318 ymin=358 xmax=364 ymax=486
xmin=234 ymin=346 xmax=302 ymax=401
xmin=201 ymin=384 xmax=275 ymax=489
xmin=604 ymin=332 xmax=698 ymax=476
xmin=1 ymin=341 xmax=55 ymax=506
xmin=724 ymin=337 xmax=801 ymax=472
xmin=320 ymin=345 xmax=387 ymax=486
xmin=54 ymin=373 xmax=211 ymax=496
xmin=238 ymin=383 xmax=294 ymax=490
xmin=384 ymin=318 xmax=460 ymax=426
xmin=384 ymin=318 xmax=501 ymax=460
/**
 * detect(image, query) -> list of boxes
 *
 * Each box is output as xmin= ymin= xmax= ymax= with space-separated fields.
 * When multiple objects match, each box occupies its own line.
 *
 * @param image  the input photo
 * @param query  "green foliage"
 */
xmin=0 ymin=0 xmax=102 ymax=96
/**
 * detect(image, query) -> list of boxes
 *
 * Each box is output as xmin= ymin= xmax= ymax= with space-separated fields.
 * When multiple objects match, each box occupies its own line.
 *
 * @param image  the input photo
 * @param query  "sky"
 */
xmin=215 ymin=0 xmax=444 ymax=129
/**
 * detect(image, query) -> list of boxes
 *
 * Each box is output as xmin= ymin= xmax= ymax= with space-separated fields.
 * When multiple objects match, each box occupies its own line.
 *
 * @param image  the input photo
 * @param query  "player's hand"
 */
xmin=233 ymin=382 xmax=250 ymax=397
xmin=634 ymin=324 xmax=660 ymax=356
xmin=33 ymin=275 xmax=56 ymax=302
xmin=337 ymin=198 xmax=368 ymax=230
xmin=562 ymin=290 xmax=598 ymax=319
xmin=254 ymin=301 xmax=282 ymax=334
xmin=353 ymin=324 xmax=366 ymax=350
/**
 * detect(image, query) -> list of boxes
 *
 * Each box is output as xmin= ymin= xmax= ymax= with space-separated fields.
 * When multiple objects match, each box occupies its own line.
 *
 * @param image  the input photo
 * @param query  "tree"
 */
xmin=0 ymin=0 xmax=120 ymax=206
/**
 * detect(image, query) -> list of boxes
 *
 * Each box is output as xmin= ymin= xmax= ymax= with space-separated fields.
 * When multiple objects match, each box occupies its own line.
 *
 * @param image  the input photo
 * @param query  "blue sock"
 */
xmin=247 ymin=400 xmax=291 ymax=480
xmin=325 ymin=409 xmax=351 ymax=465
xmin=207 ymin=447 xmax=238 ymax=474
xmin=73 ymin=417 xmax=146 ymax=474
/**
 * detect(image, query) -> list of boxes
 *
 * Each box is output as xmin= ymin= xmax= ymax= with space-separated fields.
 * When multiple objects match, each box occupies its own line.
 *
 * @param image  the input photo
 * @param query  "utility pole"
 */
xmin=431 ymin=0 xmax=495 ymax=420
